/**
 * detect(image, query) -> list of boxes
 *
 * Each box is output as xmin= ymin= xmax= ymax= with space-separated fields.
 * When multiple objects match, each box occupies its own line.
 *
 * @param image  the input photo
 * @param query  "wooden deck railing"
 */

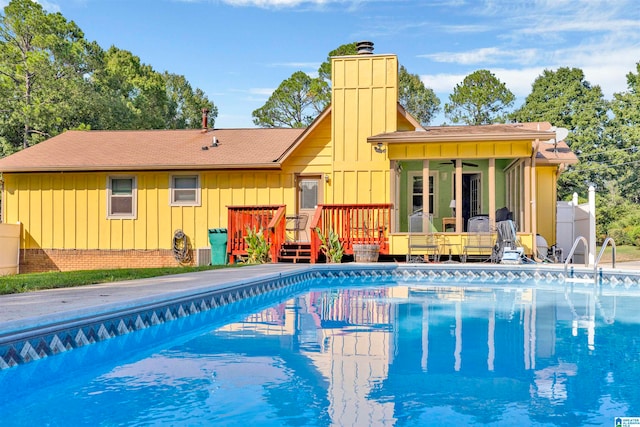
xmin=227 ymin=205 xmax=286 ymax=263
xmin=228 ymin=204 xmax=392 ymax=263
xmin=266 ymin=206 xmax=287 ymax=262
xmin=310 ymin=204 xmax=392 ymax=262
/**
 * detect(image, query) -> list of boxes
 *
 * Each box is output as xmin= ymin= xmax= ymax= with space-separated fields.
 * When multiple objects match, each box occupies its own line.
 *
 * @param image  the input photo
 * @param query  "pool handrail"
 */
xmin=564 ymin=236 xmax=589 ymax=277
xmin=594 ymin=236 xmax=616 ymax=276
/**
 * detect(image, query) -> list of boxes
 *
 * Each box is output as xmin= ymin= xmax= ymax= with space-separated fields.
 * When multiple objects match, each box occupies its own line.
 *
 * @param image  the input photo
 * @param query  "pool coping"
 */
xmin=2 ymin=262 xmax=640 ymax=370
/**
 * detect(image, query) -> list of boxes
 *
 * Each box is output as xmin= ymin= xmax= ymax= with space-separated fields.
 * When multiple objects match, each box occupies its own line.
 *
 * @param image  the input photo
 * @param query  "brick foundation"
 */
xmin=19 ymin=249 xmax=194 ymax=273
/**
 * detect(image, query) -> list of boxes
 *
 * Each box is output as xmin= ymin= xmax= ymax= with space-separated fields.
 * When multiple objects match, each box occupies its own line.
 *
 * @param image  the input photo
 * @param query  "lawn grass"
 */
xmin=3 ymin=245 xmax=639 ymax=296
xmin=595 ymin=244 xmax=640 ymax=263
xmin=0 ymin=264 xmax=245 ymax=295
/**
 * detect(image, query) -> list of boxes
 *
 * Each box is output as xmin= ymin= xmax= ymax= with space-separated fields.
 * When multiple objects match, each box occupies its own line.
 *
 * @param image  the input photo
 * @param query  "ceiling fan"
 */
xmin=439 ymin=160 xmax=479 ymax=168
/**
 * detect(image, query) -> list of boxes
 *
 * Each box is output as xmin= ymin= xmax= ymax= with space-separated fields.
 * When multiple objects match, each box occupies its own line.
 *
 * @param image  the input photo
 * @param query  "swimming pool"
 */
xmin=1 ymin=266 xmax=639 ymax=425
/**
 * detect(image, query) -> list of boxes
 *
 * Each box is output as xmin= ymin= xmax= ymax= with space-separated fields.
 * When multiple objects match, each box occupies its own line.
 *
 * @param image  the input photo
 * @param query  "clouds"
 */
xmin=420 ymin=47 xmax=539 ymax=66
xmin=416 ymin=0 xmax=640 ymax=100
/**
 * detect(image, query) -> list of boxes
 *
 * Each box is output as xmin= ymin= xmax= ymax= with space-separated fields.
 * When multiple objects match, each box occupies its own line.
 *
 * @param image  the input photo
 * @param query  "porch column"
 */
xmin=530 ymin=148 xmax=538 ymax=258
xmin=423 ymin=160 xmax=430 ymax=230
xmin=390 ymin=160 xmax=398 ymax=233
xmin=524 ymin=157 xmax=532 ymax=232
xmin=488 ymin=158 xmax=496 ymax=229
xmin=455 ymin=159 xmax=463 ymax=232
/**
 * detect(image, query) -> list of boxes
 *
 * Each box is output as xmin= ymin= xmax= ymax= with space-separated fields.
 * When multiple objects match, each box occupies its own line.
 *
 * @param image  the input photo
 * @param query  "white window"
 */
xmin=170 ymin=174 xmax=200 ymax=206
xmin=299 ymin=179 xmax=318 ymax=209
xmin=107 ymin=176 xmax=136 ymax=219
xmin=408 ymin=171 xmax=437 ymax=215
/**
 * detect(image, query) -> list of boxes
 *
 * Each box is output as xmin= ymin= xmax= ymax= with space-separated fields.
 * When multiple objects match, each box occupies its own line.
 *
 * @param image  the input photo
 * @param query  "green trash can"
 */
xmin=208 ymin=228 xmax=228 ymax=265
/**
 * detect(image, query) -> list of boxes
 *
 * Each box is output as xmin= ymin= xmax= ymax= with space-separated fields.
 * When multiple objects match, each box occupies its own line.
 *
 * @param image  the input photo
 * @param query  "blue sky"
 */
xmin=4 ymin=0 xmax=640 ymax=127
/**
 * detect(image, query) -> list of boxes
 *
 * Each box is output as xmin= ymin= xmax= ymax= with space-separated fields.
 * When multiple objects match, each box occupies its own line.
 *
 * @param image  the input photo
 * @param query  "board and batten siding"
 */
xmin=535 ymin=166 xmax=558 ymax=246
xmin=330 ymin=54 xmax=398 ymax=205
xmin=2 ymin=116 xmax=333 ymax=252
xmin=4 ymin=171 xmax=292 ymax=251
xmin=4 ymin=172 xmax=225 ymax=250
xmin=387 ymin=140 xmax=533 ymax=161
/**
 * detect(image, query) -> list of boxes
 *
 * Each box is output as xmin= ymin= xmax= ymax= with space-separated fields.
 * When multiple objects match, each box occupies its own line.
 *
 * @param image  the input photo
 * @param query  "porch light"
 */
xmin=374 ymin=142 xmax=386 ymax=153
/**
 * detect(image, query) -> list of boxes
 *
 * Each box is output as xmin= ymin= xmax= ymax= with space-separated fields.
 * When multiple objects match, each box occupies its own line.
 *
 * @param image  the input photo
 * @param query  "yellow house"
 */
xmin=0 ymin=42 xmax=577 ymax=273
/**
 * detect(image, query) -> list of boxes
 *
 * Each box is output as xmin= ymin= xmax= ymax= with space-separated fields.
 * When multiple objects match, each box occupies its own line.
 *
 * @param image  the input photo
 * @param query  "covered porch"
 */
xmin=386 ymin=156 xmax=535 ymax=261
xmin=370 ymin=124 xmax=563 ymax=260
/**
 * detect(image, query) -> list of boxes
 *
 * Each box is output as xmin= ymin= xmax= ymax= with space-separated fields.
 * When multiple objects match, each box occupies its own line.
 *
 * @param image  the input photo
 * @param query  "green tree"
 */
xmin=399 ymin=65 xmax=440 ymax=126
xmin=0 ymin=0 xmax=94 ymax=152
xmin=252 ymin=71 xmax=323 ymax=128
xmin=98 ymin=46 xmax=169 ymax=129
xmin=609 ymin=62 xmax=640 ymax=203
xmin=444 ymin=69 xmax=515 ymax=125
xmin=87 ymin=48 xmax=217 ymax=131
xmin=0 ymin=0 xmax=218 ymax=156
xmin=510 ymin=67 xmax=611 ymax=199
xmin=163 ymin=72 xmax=217 ymax=129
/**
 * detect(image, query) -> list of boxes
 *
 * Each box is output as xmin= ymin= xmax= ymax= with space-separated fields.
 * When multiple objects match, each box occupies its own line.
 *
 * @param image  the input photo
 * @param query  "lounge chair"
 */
xmin=462 ymin=216 xmax=495 ymax=262
xmin=407 ymin=211 xmax=440 ymax=263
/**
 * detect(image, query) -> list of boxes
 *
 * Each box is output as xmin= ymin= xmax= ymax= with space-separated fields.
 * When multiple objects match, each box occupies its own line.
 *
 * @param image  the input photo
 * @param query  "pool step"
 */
xmin=279 ymin=242 xmax=313 ymax=263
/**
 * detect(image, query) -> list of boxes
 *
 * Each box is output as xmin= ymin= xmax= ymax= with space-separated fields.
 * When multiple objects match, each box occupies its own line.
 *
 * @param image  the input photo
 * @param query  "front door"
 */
xmin=454 ymin=172 xmax=482 ymax=230
xmin=296 ymin=176 xmax=323 ymax=242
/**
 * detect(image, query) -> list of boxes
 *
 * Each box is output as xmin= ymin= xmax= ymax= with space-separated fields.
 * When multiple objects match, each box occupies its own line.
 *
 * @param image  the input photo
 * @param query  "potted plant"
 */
xmin=316 ymin=227 xmax=345 ymax=263
xmin=243 ymin=227 xmax=270 ymax=264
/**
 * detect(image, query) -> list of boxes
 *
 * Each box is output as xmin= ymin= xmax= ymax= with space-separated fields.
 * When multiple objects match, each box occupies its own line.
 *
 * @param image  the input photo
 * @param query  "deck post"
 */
xmin=455 ymin=160 xmax=463 ymax=232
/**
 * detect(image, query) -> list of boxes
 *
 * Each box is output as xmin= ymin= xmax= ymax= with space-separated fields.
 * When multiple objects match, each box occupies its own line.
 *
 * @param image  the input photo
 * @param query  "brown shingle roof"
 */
xmin=0 ymin=128 xmax=305 ymax=172
xmin=368 ymin=123 xmax=555 ymax=142
xmin=368 ymin=122 xmax=578 ymax=165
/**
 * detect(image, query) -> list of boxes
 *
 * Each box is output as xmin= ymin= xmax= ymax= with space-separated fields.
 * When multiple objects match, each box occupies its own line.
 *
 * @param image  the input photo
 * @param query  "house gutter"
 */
xmin=0 ymin=163 xmax=284 ymax=173
xmin=368 ymin=132 xmax=554 ymax=144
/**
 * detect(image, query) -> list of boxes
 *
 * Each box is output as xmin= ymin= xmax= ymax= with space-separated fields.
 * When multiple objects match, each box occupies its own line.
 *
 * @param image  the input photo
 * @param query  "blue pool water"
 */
xmin=1 ymin=274 xmax=639 ymax=426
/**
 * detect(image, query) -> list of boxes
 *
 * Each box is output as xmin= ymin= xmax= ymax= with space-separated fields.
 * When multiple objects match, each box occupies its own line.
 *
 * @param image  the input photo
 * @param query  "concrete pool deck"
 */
xmin=1 ymin=260 xmax=639 ymax=331
xmin=0 ymin=264 xmax=311 ymax=330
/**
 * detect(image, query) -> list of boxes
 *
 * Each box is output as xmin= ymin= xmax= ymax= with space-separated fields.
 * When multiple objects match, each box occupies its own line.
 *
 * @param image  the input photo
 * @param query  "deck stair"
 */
xmin=279 ymin=242 xmax=313 ymax=263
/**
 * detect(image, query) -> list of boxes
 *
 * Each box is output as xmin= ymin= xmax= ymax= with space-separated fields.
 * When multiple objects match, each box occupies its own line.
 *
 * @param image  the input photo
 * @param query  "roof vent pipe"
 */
xmin=201 ymin=108 xmax=209 ymax=131
xmin=356 ymin=41 xmax=374 ymax=55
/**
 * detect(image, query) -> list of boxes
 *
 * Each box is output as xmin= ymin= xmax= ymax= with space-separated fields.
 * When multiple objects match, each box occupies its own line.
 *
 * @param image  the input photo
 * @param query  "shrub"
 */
xmin=630 ymin=225 xmax=640 ymax=247
xmin=244 ymin=227 xmax=270 ymax=264
xmin=596 ymin=191 xmax=640 ymax=246
xmin=608 ymin=227 xmax=631 ymax=245
xmin=316 ymin=227 xmax=344 ymax=263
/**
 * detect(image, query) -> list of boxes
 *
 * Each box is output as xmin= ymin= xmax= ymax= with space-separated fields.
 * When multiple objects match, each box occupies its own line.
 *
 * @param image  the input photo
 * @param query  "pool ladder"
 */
xmin=594 ymin=237 xmax=616 ymax=277
xmin=564 ymin=236 xmax=616 ymax=280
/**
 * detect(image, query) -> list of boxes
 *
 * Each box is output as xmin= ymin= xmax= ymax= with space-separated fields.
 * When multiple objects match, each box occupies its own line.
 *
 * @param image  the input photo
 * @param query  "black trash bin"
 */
xmin=208 ymin=228 xmax=228 ymax=265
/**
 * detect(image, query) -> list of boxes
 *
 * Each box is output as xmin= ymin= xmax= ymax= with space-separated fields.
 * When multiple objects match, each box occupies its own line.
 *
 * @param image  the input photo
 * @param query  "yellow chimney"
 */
xmin=330 ymin=41 xmax=398 ymax=204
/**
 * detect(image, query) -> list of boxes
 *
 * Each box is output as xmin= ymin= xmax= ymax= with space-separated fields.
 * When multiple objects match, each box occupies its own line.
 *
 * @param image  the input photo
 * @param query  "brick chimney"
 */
xmin=201 ymin=108 xmax=209 ymax=131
